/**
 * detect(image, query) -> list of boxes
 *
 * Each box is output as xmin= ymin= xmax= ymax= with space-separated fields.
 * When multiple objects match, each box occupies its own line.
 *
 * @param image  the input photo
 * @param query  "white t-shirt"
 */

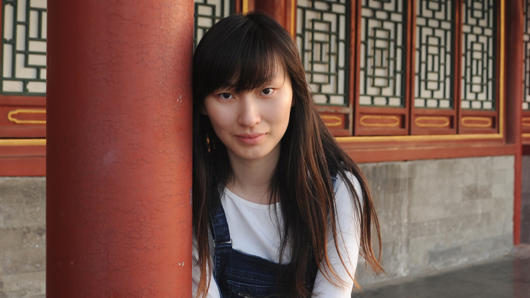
xmin=192 ymin=173 xmax=362 ymax=297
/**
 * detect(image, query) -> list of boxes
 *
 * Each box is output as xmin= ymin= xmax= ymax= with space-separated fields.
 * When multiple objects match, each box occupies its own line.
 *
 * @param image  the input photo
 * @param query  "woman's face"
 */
xmin=203 ymin=64 xmax=293 ymax=163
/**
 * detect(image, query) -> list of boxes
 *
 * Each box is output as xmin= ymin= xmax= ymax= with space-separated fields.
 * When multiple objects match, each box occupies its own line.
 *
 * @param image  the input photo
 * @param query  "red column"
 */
xmin=254 ymin=0 xmax=296 ymax=36
xmin=46 ymin=1 xmax=193 ymax=296
xmin=505 ymin=0 xmax=524 ymax=245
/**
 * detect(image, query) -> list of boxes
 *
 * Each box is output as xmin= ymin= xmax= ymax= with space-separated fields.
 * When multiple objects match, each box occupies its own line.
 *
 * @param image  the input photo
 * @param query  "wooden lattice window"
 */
xmin=356 ymin=0 xmax=408 ymax=135
xmin=459 ymin=0 xmax=498 ymax=134
xmin=297 ymin=0 xmax=502 ymax=137
xmin=296 ymin=0 xmax=352 ymax=136
xmin=0 ymin=0 xmax=46 ymax=139
xmin=413 ymin=0 xmax=455 ymax=135
xmin=0 ymin=0 xmax=46 ymax=176
xmin=194 ymin=0 xmax=236 ymax=47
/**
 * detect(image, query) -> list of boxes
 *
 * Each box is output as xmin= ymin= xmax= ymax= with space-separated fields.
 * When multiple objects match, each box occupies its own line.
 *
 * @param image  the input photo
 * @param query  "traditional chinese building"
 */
xmin=0 ymin=0 xmax=528 ymax=296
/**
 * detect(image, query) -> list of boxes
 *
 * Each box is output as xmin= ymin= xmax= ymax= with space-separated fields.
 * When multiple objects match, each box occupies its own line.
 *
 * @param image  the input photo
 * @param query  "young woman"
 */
xmin=192 ymin=13 xmax=382 ymax=298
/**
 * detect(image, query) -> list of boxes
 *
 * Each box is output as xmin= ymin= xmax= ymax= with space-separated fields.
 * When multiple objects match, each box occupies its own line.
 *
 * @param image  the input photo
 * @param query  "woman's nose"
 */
xmin=238 ymin=95 xmax=261 ymax=127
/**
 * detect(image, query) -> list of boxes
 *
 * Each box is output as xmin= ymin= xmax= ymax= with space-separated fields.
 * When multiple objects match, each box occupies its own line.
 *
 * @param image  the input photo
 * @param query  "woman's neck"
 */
xmin=226 ymin=145 xmax=280 ymax=205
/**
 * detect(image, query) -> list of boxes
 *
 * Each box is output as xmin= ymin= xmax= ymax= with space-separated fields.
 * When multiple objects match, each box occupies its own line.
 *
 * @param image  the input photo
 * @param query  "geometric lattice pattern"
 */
xmin=194 ymin=0 xmax=233 ymax=47
xmin=1 ymin=0 xmax=46 ymax=96
xmin=359 ymin=0 xmax=406 ymax=107
xmin=524 ymin=0 xmax=530 ymax=111
xmin=296 ymin=0 xmax=349 ymax=106
xmin=461 ymin=0 xmax=496 ymax=110
xmin=415 ymin=0 xmax=454 ymax=109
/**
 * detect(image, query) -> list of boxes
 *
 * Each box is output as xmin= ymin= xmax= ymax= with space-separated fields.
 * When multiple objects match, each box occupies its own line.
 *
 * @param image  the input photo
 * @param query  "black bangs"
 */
xmin=193 ymin=13 xmax=290 ymax=101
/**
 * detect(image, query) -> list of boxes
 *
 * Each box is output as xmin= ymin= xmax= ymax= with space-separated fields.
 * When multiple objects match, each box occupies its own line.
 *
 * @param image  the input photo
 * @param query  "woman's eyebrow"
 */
xmin=268 ymin=76 xmax=286 ymax=85
xmin=215 ymin=85 xmax=236 ymax=91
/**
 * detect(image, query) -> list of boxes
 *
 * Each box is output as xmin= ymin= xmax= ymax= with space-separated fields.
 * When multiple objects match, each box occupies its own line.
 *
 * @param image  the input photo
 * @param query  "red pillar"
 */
xmin=254 ymin=0 xmax=296 ymax=36
xmin=505 ymin=0 xmax=524 ymax=245
xmin=46 ymin=1 xmax=193 ymax=296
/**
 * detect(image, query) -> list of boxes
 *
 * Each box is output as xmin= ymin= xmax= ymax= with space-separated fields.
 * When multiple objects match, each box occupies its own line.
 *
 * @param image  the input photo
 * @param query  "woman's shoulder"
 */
xmin=332 ymin=171 xmax=363 ymax=215
xmin=333 ymin=171 xmax=362 ymax=196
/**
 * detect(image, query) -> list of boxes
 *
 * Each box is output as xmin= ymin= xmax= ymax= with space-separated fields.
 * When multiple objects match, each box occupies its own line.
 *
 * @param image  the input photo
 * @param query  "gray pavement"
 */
xmin=354 ymin=245 xmax=530 ymax=298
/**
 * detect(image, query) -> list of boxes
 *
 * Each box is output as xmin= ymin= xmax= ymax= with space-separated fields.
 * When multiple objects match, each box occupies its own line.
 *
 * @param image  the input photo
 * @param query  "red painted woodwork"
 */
xmin=409 ymin=0 xmax=457 ymax=136
xmin=0 ymin=2 xmax=46 ymax=174
xmin=457 ymin=0 xmax=502 ymax=134
xmin=355 ymin=107 xmax=409 ymax=136
xmin=0 ymin=155 xmax=45 ymax=176
xmin=523 ymin=116 xmax=530 ymax=129
xmin=403 ymin=0 xmax=412 ymax=135
xmin=254 ymin=0 xmax=295 ymax=35
xmin=0 ymin=144 xmax=45 ymax=156
xmin=46 ymin=0 xmax=193 ymax=296
xmin=412 ymin=109 xmax=456 ymax=135
xmin=505 ymin=0 xmax=524 ymax=245
xmin=244 ymin=0 xmax=255 ymax=13
xmin=515 ymin=150 xmax=523 ymax=245
xmin=0 ymin=95 xmax=46 ymax=174
xmin=0 ymin=105 xmax=46 ymax=137
xmin=235 ymin=0 xmax=242 ymax=13
xmin=353 ymin=2 xmax=409 ymax=136
xmin=459 ymin=110 xmax=499 ymax=134
xmin=523 ymin=145 xmax=530 ymax=155
xmin=454 ymin=0 xmax=464 ymax=134
xmin=318 ymin=112 xmax=350 ymax=136
xmin=350 ymin=0 xmax=502 ymax=137
xmin=351 ymin=0 xmax=360 ymax=136
xmin=523 ymin=114 xmax=530 ymax=143
xmin=0 ymin=145 xmax=45 ymax=176
xmin=314 ymin=105 xmax=353 ymax=136
xmin=0 ymin=146 xmax=45 ymax=176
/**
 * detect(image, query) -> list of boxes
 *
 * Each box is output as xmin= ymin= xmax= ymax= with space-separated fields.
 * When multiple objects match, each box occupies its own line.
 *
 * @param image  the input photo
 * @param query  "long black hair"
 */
xmin=192 ymin=13 xmax=382 ymax=297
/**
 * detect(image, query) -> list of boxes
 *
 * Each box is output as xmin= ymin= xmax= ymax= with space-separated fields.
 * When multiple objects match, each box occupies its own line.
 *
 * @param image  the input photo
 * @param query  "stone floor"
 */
xmin=354 ymin=245 xmax=530 ymax=298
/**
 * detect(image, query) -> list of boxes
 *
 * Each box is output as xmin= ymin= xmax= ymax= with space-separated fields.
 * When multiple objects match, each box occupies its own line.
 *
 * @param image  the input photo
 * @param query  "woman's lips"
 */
xmin=235 ymin=133 xmax=266 ymax=145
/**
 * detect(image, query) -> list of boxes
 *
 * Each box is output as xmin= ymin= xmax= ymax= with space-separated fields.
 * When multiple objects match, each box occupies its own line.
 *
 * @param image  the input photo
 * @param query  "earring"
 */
xmin=205 ymin=134 xmax=216 ymax=153
xmin=205 ymin=135 xmax=211 ymax=153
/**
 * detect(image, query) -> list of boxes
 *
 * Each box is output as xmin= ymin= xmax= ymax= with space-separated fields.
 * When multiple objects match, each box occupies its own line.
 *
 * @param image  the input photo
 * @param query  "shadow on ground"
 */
xmin=354 ymin=246 xmax=530 ymax=298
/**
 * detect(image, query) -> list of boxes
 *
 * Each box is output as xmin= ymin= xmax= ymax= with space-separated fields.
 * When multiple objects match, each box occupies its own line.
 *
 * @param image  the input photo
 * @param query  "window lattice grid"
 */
xmin=359 ymin=0 xmax=406 ymax=107
xmin=1 ymin=0 xmax=46 ymax=96
xmin=414 ymin=0 xmax=454 ymax=109
xmin=296 ymin=0 xmax=349 ymax=106
xmin=460 ymin=0 xmax=496 ymax=110
xmin=524 ymin=0 xmax=530 ymax=111
xmin=194 ymin=0 xmax=233 ymax=47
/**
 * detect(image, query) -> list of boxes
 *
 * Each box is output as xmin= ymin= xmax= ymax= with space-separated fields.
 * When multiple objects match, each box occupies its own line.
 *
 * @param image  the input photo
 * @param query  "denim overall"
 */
xmin=209 ymin=201 xmax=318 ymax=297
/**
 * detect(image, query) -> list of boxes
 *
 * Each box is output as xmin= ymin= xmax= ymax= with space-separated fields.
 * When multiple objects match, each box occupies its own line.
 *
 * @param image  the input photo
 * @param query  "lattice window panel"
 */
xmin=1 ymin=0 xmax=46 ymax=96
xmin=194 ymin=0 xmax=234 ymax=47
xmin=460 ymin=0 xmax=496 ymax=110
xmin=359 ymin=0 xmax=406 ymax=107
xmin=296 ymin=0 xmax=349 ymax=106
xmin=415 ymin=0 xmax=454 ymax=109
xmin=523 ymin=0 xmax=530 ymax=111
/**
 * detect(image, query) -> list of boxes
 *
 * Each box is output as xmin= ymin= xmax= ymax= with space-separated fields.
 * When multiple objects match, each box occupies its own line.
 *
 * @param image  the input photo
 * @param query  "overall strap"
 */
xmin=331 ymin=174 xmax=339 ymax=196
xmin=208 ymin=200 xmax=233 ymax=252
xmin=208 ymin=199 xmax=233 ymax=297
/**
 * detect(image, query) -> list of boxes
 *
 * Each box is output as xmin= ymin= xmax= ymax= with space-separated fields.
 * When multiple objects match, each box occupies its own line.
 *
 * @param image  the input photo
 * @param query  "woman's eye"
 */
xmin=261 ymin=88 xmax=274 ymax=96
xmin=218 ymin=92 xmax=233 ymax=100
